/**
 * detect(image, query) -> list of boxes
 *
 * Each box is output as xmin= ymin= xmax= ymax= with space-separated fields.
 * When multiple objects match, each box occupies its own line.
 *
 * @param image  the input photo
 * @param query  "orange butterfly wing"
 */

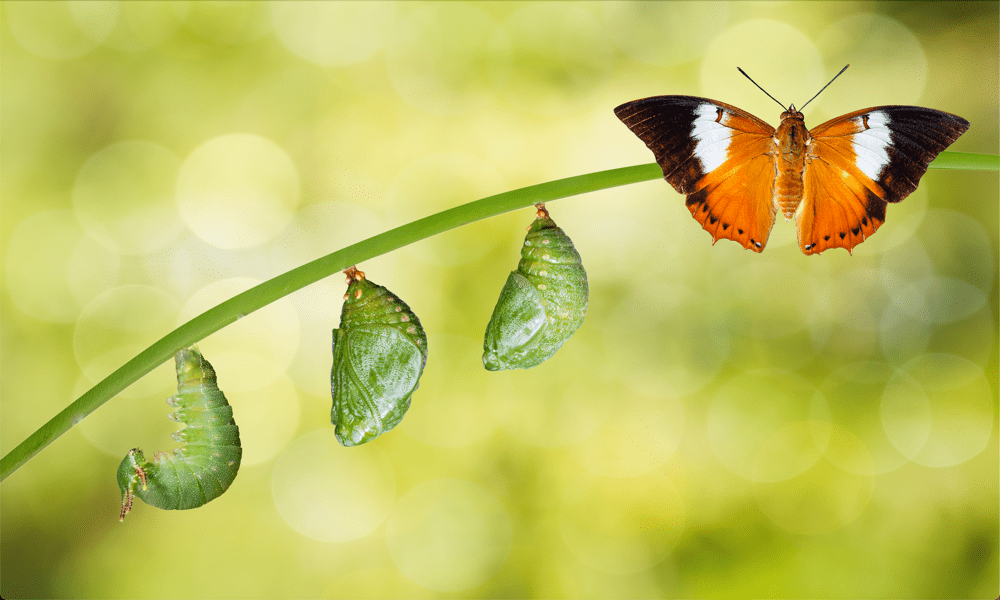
xmin=615 ymin=96 xmax=779 ymax=252
xmin=798 ymin=106 xmax=970 ymax=254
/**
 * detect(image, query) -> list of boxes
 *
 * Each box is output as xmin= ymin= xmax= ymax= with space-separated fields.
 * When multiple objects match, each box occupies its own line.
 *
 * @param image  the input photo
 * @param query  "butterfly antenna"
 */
xmin=799 ymin=64 xmax=850 ymax=111
xmin=737 ymin=67 xmax=787 ymax=111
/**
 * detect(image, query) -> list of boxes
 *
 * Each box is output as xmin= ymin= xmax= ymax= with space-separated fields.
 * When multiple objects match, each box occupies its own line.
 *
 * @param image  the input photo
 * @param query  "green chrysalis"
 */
xmin=118 ymin=346 xmax=241 ymax=521
xmin=483 ymin=203 xmax=588 ymax=370
xmin=331 ymin=266 xmax=428 ymax=447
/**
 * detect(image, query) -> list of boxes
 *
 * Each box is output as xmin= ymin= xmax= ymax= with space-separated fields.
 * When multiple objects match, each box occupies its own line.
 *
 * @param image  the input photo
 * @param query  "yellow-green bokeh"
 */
xmin=2 ymin=2 xmax=996 ymax=598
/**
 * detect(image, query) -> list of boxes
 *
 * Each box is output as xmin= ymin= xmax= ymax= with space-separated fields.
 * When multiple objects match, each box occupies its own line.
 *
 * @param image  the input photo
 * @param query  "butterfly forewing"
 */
xmin=615 ymin=96 xmax=780 ymax=251
xmin=808 ymin=106 xmax=971 ymax=203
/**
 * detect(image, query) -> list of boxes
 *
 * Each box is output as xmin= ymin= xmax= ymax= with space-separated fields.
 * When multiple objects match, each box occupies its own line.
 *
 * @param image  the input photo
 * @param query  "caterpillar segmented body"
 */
xmin=483 ymin=204 xmax=588 ymax=370
xmin=118 ymin=347 xmax=241 ymax=521
xmin=331 ymin=266 xmax=428 ymax=447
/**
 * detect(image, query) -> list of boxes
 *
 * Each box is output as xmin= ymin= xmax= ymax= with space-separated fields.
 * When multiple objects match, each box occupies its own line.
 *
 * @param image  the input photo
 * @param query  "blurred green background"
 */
xmin=2 ymin=1 xmax=997 ymax=598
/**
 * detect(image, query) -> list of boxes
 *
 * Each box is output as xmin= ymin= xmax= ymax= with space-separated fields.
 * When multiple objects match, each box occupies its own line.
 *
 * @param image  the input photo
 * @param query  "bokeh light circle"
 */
xmin=272 ymin=429 xmax=395 ymax=542
xmin=100 ymin=1 xmax=189 ymax=52
xmin=178 ymin=278 xmax=301 ymax=392
xmin=700 ymin=20 xmax=824 ymax=116
xmin=266 ymin=200 xmax=393 ymax=398
xmin=816 ymin=362 xmax=910 ymax=474
xmin=401 ymin=335 xmax=497 ymax=449
xmin=915 ymin=209 xmax=994 ymax=294
xmin=495 ymin=3 xmax=615 ymax=116
xmin=570 ymin=389 xmax=684 ymax=477
xmin=72 ymin=141 xmax=184 ymax=255
xmin=816 ymin=14 xmax=927 ymax=109
xmin=386 ymin=3 xmax=499 ymax=115
xmin=226 ymin=374 xmax=300 ymax=466
xmin=881 ymin=354 xmax=993 ymax=468
xmin=387 ymin=479 xmax=511 ymax=592
xmin=271 ymin=2 xmax=396 ymax=66
xmin=73 ymin=285 xmax=182 ymax=398
xmin=559 ymin=470 xmax=685 ymax=573
xmin=176 ymin=134 xmax=300 ymax=249
xmin=708 ymin=368 xmax=830 ymax=482
xmin=753 ymin=423 xmax=874 ymax=535
xmin=5 ymin=210 xmax=120 ymax=323
xmin=879 ymin=302 xmax=933 ymax=365
xmin=486 ymin=341 xmax=611 ymax=448
xmin=184 ymin=1 xmax=271 ymax=45
xmin=602 ymin=2 xmax=729 ymax=67
xmin=602 ymin=281 xmax=730 ymax=397
xmin=889 ymin=275 xmax=987 ymax=325
xmin=386 ymin=153 xmax=505 ymax=267
xmin=74 ymin=367 xmax=176 ymax=457
xmin=6 ymin=1 xmax=116 ymax=60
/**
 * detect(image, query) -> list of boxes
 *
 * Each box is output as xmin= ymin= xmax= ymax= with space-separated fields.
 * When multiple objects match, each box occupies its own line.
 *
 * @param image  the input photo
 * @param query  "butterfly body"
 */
xmin=616 ymin=94 xmax=969 ymax=254
xmin=773 ymin=106 xmax=808 ymax=219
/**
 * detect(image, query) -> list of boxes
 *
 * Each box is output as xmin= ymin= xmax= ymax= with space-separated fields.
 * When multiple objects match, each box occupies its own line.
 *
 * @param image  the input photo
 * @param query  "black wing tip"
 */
xmin=614 ymin=95 xmax=713 ymax=115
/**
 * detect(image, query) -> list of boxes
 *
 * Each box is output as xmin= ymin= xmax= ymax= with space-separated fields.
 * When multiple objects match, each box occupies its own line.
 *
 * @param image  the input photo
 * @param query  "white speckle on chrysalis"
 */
xmin=542 ymin=254 xmax=549 ymax=260
xmin=401 ymin=315 xmax=409 ymax=322
xmin=542 ymin=239 xmax=550 ymax=245
xmin=524 ymin=241 xmax=532 ymax=246
xmin=539 ymin=270 xmax=547 ymax=276
xmin=407 ymin=326 xmax=416 ymax=334
xmin=538 ymin=284 xmax=546 ymax=290
xmin=395 ymin=306 xmax=402 ymax=312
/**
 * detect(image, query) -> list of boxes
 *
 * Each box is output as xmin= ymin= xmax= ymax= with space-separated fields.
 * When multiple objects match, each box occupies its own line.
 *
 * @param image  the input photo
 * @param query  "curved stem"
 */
xmin=1 ymin=153 xmax=996 ymax=481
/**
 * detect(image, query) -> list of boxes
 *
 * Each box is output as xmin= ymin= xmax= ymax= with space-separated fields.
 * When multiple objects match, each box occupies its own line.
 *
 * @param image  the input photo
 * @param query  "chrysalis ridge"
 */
xmin=331 ymin=267 xmax=428 ymax=447
xmin=483 ymin=204 xmax=588 ymax=370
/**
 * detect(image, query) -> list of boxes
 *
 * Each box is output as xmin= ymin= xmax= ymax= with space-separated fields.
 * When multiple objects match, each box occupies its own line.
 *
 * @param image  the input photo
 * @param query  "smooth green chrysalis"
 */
xmin=331 ymin=266 xmax=428 ymax=447
xmin=118 ymin=346 xmax=241 ymax=521
xmin=483 ymin=203 xmax=588 ymax=370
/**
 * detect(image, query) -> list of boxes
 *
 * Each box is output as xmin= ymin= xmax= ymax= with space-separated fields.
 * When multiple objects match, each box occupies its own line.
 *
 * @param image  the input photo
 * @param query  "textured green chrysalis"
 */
xmin=483 ymin=203 xmax=588 ymax=370
xmin=118 ymin=346 xmax=241 ymax=521
xmin=331 ymin=266 xmax=428 ymax=447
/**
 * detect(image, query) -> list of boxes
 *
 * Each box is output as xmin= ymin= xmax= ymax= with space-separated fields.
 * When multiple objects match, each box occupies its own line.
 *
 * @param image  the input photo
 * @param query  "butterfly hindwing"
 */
xmin=615 ymin=96 xmax=779 ymax=251
xmin=799 ymin=106 xmax=970 ymax=254
xmin=797 ymin=155 xmax=886 ymax=254
xmin=684 ymin=150 xmax=778 ymax=251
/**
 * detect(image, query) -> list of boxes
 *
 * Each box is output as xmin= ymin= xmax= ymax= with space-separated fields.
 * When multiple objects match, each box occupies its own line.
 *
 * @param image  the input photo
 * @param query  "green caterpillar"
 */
xmin=483 ymin=203 xmax=588 ymax=370
xmin=118 ymin=346 xmax=241 ymax=521
xmin=331 ymin=266 xmax=428 ymax=447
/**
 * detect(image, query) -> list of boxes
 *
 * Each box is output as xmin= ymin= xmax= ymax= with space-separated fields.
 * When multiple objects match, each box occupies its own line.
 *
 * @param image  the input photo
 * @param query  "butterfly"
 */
xmin=614 ymin=66 xmax=970 ymax=254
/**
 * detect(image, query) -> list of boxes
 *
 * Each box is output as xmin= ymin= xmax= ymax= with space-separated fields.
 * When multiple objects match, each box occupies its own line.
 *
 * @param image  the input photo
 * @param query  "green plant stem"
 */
xmin=1 ymin=152 xmax=995 ymax=481
xmin=928 ymin=151 xmax=999 ymax=170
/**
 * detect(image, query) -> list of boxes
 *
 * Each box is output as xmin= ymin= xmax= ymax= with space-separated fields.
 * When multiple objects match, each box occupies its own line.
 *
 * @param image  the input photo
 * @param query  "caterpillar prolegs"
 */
xmin=118 ymin=347 xmax=241 ymax=521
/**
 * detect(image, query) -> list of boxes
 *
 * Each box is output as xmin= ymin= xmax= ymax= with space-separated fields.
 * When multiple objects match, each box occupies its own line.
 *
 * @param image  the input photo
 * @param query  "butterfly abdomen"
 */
xmin=774 ymin=115 xmax=809 ymax=219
